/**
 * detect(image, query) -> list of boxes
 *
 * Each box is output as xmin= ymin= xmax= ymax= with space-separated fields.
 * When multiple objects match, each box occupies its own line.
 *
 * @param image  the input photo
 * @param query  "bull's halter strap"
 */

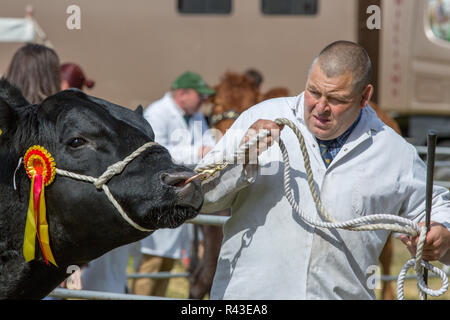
xmin=55 ymin=141 xmax=158 ymax=233
xmin=210 ymin=110 xmax=240 ymax=127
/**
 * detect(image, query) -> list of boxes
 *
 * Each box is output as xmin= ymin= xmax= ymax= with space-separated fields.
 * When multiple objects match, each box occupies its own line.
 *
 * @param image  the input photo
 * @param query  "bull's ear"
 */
xmin=0 ymin=98 xmax=17 ymax=138
xmin=0 ymin=78 xmax=29 ymax=109
xmin=135 ymin=104 xmax=144 ymax=116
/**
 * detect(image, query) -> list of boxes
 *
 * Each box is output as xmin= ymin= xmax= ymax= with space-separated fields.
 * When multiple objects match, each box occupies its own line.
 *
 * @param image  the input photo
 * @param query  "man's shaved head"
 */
xmin=309 ymin=41 xmax=372 ymax=94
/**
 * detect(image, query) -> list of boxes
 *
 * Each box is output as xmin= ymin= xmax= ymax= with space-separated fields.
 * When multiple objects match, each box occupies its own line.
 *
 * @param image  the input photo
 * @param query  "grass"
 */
xmin=129 ymin=237 xmax=449 ymax=300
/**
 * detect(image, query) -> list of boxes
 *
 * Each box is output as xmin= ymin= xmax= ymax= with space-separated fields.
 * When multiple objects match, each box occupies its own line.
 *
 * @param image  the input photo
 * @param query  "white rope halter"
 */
xmin=195 ymin=117 xmax=449 ymax=300
xmin=55 ymin=141 xmax=158 ymax=232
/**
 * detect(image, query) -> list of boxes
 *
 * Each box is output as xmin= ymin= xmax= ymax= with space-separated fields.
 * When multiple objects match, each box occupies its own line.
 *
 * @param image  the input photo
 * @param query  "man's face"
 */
xmin=304 ymin=62 xmax=370 ymax=140
xmin=177 ymin=89 xmax=206 ymax=116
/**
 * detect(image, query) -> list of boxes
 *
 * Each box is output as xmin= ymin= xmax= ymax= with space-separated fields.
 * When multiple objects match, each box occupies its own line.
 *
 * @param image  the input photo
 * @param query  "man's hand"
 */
xmin=241 ymin=119 xmax=284 ymax=164
xmin=398 ymin=221 xmax=450 ymax=261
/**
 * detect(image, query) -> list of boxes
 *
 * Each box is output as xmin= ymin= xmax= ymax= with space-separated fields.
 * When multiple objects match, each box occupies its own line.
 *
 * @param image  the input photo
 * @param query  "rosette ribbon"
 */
xmin=23 ymin=145 xmax=57 ymax=266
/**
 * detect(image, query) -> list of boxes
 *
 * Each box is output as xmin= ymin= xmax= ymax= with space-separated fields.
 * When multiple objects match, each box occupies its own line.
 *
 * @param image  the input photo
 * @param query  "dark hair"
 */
xmin=245 ymin=69 xmax=264 ymax=89
xmin=6 ymin=43 xmax=61 ymax=104
xmin=60 ymin=63 xmax=95 ymax=90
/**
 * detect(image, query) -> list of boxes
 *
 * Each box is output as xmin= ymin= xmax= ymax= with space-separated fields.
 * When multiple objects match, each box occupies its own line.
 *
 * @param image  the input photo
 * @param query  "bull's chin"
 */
xmin=164 ymin=205 xmax=199 ymax=229
xmin=143 ymin=204 xmax=200 ymax=230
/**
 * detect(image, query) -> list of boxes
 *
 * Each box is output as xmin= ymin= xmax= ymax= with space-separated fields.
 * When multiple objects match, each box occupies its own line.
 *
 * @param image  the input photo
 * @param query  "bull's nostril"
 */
xmin=174 ymin=180 xmax=185 ymax=188
xmin=161 ymin=172 xmax=190 ymax=188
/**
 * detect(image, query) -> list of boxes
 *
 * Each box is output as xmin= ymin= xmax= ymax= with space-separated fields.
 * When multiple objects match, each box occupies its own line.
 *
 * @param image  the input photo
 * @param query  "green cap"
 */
xmin=172 ymin=71 xmax=216 ymax=96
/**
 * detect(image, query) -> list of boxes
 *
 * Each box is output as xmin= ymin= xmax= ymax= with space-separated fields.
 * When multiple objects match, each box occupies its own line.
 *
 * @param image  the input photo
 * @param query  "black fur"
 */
xmin=0 ymin=80 xmax=202 ymax=299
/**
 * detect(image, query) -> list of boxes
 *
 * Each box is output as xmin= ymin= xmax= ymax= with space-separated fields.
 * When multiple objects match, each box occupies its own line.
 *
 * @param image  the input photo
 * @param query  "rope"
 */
xmin=195 ymin=117 xmax=449 ymax=300
xmin=55 ymin=141 xmax=158 ymax=233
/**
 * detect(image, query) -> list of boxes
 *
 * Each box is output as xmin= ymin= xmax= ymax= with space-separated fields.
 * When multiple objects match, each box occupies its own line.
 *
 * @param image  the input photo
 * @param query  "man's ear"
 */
xmin=0 ymin=98 xmax=18 ymax=138
xmin=360 ymin=84 xmax=374 ymax=108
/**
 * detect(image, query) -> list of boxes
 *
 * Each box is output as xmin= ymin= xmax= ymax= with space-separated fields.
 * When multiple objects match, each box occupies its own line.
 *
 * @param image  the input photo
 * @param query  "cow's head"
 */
xmin=0 ymin=78 xmax=202 ymax=266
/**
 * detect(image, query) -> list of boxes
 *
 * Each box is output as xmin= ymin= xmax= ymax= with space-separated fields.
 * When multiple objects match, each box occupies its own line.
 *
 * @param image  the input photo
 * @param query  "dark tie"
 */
xmin=319 ymin=143 xmax=332 ymax=168
xmin=183 ymin=115 xmax=191 ymax=125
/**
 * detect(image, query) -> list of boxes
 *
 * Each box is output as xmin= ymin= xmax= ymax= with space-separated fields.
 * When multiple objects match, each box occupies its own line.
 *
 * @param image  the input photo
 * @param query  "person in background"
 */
xmin=60 ymin=62 xmax=95 ymax=91
xmin=6 ymin=43 xmax=60 ymax=104
xmin=132 ymin=71 xmax=216 ymax=297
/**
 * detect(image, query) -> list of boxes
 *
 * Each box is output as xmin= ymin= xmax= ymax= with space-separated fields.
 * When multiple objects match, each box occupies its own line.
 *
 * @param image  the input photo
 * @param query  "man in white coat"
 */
xmin=196 ymin=41 xmax=450 ymax=299
xmin=133 ymin=71 xmax=216 ymax=296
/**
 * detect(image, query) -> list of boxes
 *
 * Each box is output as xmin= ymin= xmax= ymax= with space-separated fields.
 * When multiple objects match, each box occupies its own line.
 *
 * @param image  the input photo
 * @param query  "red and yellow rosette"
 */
xmin=23 ymin=145 xmax=57 ymax=266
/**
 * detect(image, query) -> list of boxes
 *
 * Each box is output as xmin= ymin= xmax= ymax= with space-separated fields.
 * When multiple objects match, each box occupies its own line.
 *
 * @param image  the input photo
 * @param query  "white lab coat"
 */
xmin=197 ymin=93 xmax=450 ymax=300
xmin=81 ymin=244 xmax=133 ymax=293
xmin=141 ymin=92 xmax=215 ymax=259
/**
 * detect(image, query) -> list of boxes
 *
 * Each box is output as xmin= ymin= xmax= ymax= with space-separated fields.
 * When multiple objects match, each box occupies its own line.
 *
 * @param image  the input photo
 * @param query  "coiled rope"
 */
xmin=195 ymin=117 xmax=448 ymax=300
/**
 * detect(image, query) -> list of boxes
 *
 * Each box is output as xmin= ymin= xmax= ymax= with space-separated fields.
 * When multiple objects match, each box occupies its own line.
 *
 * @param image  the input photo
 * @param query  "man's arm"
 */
xmin=197 ymin=115 xmax=283 ymax=213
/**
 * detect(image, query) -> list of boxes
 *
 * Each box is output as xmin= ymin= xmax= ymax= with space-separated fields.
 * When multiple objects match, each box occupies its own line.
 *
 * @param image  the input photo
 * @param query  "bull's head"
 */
xmin=0 ymin=79 xmax=203 ymax=298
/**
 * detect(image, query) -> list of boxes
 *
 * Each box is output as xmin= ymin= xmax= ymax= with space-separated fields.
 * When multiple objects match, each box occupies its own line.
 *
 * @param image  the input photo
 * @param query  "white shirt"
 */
xmin=197 ymin=93 xmax=450 ymax=299
xmin=141 ymin=92 xmax=215 ymax=259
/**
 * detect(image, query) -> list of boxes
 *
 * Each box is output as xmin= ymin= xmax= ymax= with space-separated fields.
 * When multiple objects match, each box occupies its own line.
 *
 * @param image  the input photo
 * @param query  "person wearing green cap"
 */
xmin=134 ymin=71 xmax=216 ymax=297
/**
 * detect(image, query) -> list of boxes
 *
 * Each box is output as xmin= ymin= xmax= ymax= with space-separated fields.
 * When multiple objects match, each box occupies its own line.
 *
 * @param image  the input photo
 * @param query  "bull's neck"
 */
xmin=2 ymin=259 xmax=69 ymax=299
xmin=0 ymin=167 xmax=68 ymax=299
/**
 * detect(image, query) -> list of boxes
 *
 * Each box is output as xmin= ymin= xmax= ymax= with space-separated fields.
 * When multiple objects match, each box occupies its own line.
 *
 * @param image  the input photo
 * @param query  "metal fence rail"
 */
xmin=49 ymin=288 xmax=181 ymax=300
xmin=415 ymin=146 xmax=450 ymax=189
xmin=126 ymin=271 xmax=189 ymax=279
xmin=187 ymin=214 xmax=229 ymax=226
xmin=415 ymin=146 xmax=450 ymax=156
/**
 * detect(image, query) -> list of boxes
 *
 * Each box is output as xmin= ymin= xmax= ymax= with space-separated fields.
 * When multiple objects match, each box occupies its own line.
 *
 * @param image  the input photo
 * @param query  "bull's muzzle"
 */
xmin=161 ymin=172 xmax=203 ymax=210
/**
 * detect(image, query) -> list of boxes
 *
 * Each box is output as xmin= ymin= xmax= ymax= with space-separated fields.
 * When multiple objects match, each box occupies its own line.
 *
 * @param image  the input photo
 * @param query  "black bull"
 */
xmin=0 ymin=79 xmax=203 ymax=299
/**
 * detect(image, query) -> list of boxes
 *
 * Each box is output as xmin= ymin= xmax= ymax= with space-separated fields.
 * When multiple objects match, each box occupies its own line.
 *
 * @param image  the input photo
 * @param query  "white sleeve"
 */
xmin=195 ymin=109 xmax=258 ymax=213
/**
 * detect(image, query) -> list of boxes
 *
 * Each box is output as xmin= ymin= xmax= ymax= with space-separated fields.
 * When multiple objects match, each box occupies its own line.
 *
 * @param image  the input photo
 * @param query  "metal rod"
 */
xmin=186 ymin=214 xmax=229 ymax=226
xmin=126 ymin=272 xmax=189 ymax=279
xmin=48 ymin=288 xmax=181 ymax=300
xmin=424 ymin=130 xmax=438 ymax=300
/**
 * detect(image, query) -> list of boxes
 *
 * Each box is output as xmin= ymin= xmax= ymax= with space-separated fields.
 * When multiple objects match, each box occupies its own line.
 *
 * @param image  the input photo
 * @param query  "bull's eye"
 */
xmin=68 ymin=137 xmax=87 ymax=148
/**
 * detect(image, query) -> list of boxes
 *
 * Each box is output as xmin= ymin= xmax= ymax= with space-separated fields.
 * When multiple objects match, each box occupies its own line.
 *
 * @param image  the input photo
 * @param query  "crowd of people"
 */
xmin=2 ymin=41 xmax=449 ymax=300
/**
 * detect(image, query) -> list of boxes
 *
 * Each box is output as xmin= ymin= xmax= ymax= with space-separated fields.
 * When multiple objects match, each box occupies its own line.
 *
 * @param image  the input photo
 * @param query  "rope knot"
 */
xmin=94 ymin=162 xmax=125 ymax=189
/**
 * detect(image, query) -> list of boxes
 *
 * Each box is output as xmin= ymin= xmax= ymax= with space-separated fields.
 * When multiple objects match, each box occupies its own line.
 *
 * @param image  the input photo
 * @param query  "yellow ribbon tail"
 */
xmin=23 ymin=176 xmax=37 ymax=262
xmin=38 ymin=186 xmax=57 ymax=266
xmin=22 ymin=174 xmax=57 ymax=266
